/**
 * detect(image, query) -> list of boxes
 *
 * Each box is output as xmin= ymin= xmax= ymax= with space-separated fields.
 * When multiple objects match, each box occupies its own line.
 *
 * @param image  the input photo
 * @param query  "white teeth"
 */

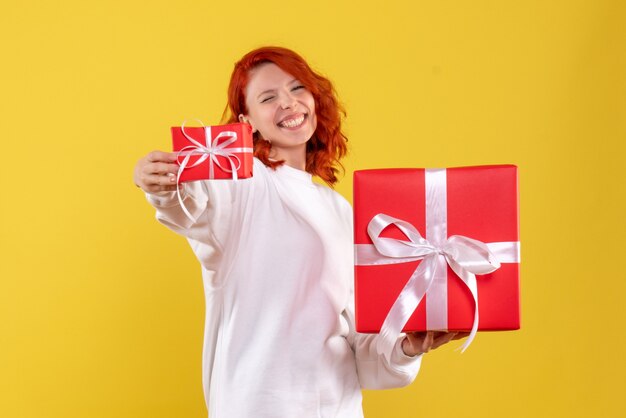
xmin=279 ymin=114 xmax=305 ymax=128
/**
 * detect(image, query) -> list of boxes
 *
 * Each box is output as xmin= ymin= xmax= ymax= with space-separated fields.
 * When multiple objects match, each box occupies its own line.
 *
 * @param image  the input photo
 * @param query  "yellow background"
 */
xmin=1 ymin=0 xmax=625 ymax=417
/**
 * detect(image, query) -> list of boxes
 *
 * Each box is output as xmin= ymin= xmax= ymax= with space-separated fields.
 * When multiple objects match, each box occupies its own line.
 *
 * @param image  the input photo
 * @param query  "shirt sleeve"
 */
xmin=337 ymin=193 xmax=423 ymax=389
xmin=144 ymin=180 xmax=236 ymax=268
xmin=145 ymin=181 xmax=208 ymax=237
xmin=342 ymin=295 xmax=423 ymax=389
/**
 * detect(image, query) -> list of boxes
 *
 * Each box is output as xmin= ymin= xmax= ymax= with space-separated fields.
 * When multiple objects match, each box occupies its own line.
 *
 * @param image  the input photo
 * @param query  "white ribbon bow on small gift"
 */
xmin=354 ymin=168 xmax=520 ymax=360
xmin=175 ymin=120 xmax=253 ymax=221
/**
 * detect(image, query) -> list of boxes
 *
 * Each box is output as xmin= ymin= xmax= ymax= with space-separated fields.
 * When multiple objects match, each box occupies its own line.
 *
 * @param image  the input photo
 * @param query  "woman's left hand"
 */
xmin=401 ymin=331 xmax=471 ymax=357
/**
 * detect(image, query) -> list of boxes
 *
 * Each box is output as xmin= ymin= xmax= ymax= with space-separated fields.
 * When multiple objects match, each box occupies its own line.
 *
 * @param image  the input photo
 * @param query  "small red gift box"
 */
xmin=171 ymin=122 xmax=253 ymax=182
xmin=354 ymin=166 xmax=520 ymax=353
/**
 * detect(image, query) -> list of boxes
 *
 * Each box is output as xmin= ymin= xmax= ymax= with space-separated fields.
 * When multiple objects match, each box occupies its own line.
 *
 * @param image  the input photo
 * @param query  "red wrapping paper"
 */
xmin=354 ymin=165 xmax=520 ymax=333
xmin=171 ymin=122 xmax=253 ymax=182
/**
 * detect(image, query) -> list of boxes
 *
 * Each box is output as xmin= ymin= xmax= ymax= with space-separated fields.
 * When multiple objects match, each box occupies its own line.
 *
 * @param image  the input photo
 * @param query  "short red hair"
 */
xmin=221 ymin=46 xmax=348 ymax=186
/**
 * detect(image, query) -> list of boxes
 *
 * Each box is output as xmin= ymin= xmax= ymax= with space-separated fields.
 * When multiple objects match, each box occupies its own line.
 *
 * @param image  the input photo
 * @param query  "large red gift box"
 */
xmin=171 ymin=122 xmax=253 ymax=182
xmin=354 ymin=166 xmax=520 ymax=340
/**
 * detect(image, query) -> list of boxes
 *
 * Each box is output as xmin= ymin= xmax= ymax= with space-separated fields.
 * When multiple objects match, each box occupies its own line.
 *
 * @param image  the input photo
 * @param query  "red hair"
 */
xmin=221 ymin=46 xmax=348 ymax=186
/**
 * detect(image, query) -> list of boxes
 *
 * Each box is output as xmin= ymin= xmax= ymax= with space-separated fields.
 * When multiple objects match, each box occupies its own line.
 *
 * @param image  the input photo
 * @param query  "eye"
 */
xmin=292 ymin=85 xmax=305 ymax=92
xmin=260 ymin=96 xmax=274 ymax=103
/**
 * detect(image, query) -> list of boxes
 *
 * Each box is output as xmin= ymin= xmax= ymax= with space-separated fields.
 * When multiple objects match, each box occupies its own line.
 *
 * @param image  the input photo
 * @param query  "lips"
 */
xmin=277 ymin=113 xmax=307 ymax=129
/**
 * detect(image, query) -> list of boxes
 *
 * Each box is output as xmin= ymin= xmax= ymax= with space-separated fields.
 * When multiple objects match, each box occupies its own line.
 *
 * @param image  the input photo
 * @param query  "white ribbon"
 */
xmin=354 ymin=168 xmax=520 ymax=359
xmin=175 ymin=120 xmax=253 ymax=221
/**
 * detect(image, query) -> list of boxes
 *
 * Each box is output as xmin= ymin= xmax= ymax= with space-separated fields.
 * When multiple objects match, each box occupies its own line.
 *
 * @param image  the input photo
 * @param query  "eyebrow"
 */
xmin=256 ymin=79 xmax=299 ymax=99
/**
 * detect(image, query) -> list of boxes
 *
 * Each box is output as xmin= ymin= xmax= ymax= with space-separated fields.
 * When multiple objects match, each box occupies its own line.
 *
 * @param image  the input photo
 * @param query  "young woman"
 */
xmin=133 ymin=46 xmax=465 ymax=418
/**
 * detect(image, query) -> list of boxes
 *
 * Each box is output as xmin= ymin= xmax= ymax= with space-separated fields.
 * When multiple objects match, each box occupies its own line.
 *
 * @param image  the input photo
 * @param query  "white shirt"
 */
xmin=146 ymin=158 xmax=422 ymax=418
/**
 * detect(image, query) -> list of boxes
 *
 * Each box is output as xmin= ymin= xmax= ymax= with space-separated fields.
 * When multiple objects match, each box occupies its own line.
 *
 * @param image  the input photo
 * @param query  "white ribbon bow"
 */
xmin=356 ymin=213 xmax=502 ymax=359
xmin=175 ymin=120 xmax=253 ymax=221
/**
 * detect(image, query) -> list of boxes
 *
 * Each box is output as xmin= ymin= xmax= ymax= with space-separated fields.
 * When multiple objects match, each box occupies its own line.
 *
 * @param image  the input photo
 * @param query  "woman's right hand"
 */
xmin=133 ymin=150 xmax=180 ymax=193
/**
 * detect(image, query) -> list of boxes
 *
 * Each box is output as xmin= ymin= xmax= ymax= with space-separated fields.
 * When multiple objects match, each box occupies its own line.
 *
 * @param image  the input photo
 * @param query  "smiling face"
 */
xmin=239 ymin=62 xmax=317 ymax=162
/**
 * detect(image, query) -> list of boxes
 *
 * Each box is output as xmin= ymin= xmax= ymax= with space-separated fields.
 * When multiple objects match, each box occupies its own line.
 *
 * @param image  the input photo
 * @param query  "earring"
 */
xmin=238 ymin=114 xmax=249 ymax=125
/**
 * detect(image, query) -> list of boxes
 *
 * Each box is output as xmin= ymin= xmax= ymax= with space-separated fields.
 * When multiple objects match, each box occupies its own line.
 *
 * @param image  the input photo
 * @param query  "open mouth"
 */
xmin=277 ymin=113 xmax=307 ymax=129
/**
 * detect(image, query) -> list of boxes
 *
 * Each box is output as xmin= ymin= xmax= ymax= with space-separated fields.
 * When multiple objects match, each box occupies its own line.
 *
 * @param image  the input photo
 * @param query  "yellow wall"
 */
xmin=1 ymin=1 xmax=624 ymax=417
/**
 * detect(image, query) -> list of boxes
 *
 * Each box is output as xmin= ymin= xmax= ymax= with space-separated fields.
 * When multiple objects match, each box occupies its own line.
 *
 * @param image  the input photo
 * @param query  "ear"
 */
xmin=238 ymin=114 xmax=257 ymax=133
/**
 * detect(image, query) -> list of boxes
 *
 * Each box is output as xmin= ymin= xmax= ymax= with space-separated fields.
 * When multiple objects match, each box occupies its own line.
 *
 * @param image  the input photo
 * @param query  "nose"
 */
xmin=279 ymin=91 xmax=298 ymax=110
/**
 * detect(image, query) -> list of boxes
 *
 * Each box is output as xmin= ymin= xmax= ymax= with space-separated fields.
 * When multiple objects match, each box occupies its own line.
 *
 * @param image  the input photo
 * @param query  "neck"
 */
xmin=270 ymin=144 xmax=307 ymax=171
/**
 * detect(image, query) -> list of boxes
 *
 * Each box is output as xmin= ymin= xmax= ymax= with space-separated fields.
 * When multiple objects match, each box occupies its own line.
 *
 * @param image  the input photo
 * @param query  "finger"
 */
xmin=421 ymin=331 xmax=434 ymax=353
xmin=432 ymin=332 xmax=457 ymax=349
xmin=407 ymin=331 xmax=427 ymax=343
xmin=147 ymin=150 xmax=178 ymax=163
xmin=452 ymin=332 xmax=471 ymax=340
xmin=403 ymin=333 xmax=424 ymax=357
xmin=146 ymin=184 xmax=178 ymax=193
xmin=143 ymin=173 xmax=178 ymax=187
xmin=147 ymin=162 xmax=180 ymax=175
xmin=158 ymin=184 xmax=178 ymax=192
xmin=405 ymin=332 xmax=425 ymax=350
